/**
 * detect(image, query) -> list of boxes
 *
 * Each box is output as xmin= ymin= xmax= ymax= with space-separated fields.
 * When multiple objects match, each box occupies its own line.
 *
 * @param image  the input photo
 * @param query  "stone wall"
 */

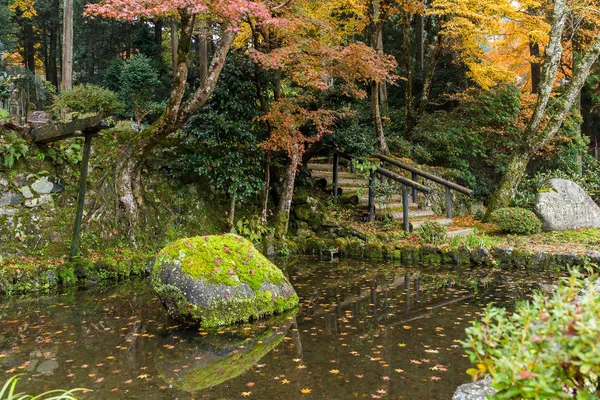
xmin=0 ymin=127 xmax=231 ymax=259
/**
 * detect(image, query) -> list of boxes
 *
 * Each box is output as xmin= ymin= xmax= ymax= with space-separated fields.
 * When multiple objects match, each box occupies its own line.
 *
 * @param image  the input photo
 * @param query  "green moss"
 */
xmin=345 ymin=238 xmax=364 ymax=258
xmin=154 ymin=234 xmax=284 ymax=292
xmin=294 ymin=205 xmax=311 ymax=221
xmin=153 ymin=280 xmax=299 ymax=328
xmin=421 ymin=246 xmax=443 ymax=265
xmin=364 ymin=242 xmax=384 ymax=259
xmin=153 ymin=234 xmax=298 ymax=327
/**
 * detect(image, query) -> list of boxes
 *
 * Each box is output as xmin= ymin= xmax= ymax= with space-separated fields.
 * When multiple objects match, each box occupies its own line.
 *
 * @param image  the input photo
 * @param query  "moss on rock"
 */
xmin=152 ymin=234 xmax=298 ymax=327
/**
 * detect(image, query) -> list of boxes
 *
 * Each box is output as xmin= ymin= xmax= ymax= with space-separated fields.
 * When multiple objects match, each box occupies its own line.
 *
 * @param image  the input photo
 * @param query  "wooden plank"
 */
xmin=30 ymin=115 xmax=104 ymax=144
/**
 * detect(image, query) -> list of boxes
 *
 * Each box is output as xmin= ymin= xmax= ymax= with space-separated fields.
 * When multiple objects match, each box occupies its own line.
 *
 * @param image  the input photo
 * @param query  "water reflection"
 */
xmin=0 ymin=258 xmax=561 ymax=399
xmin=155 ymin=311 xmax=295 ymax=392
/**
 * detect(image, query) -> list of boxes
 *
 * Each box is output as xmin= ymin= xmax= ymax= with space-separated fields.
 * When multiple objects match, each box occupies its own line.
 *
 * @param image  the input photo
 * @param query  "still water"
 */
xmin=0 ymin=257 xmax=560 ymax=399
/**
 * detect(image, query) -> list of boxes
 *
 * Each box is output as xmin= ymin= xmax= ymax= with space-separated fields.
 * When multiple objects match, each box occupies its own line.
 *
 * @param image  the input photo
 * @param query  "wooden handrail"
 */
xmin=377 ymin=154 xmax=473 ymax=196
xmin=338 ymin=153 xmax=432 ymax=194
xmin=375 ymin=167 xmax=432 ymax=194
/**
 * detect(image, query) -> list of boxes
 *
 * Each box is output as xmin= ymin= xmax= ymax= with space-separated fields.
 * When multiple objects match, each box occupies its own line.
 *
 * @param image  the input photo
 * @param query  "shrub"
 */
xmin=118 ymin=54 xmax=160 ymax=126
xmin=51 ymin=84 xmax=120 ymax=120
xmin=463 ymin=271 xmax=600 ymax=399
xmin=490 ymin=207 xmax=542 ymax=235
xmin=415 ymin=221 xmax=448 ymax=245
xmin=0 ymin=109 xmax=9 ymax=121
xmin=0 ymin=131 xmax=29 ymax=168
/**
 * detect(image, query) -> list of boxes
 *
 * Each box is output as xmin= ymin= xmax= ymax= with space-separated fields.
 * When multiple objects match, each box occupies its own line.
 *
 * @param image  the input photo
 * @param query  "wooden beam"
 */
xmin=30 ymin=115 xmax=104 ymax=144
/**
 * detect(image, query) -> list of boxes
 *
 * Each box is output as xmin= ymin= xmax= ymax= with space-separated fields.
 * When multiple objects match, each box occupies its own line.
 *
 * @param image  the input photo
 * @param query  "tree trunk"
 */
xmin=370 ymin=0 xmax=388 ymax=153
xmin=275 ymin=147 xmax=300 ymax=238
xmin=154 ymin=19 xmax=163 ymax=46
xmin=416 ymin=33 xmax=442 ymax=117
xmin=402 ymin=12 xmax=415 ymax=131
xmin=377 ymin=29 xmax=388 ymax=115
xmin=261 ymin=152 xmax=271 ymax=224
xmin=171 ymin=20 xmax=178 ymax=77
xmin=23 ymin=22 xmax=35 ymax=72
xmin=229 ymin=197 xmax=236 ymax=227
xmin=483 ymin=151 xmax=532 ymax=217
xmin=61 ymin=0 xmax=73 ymax=90
xmin=529 ymin=42 xmax=541 ymax=94
xmin=484 ymin=0 xmax=600 ymax=219
xmin=372 ymin=81 xmax=388 ymax=154
xmin=114 ymin=15 xmax=236 ymax=226
xmin=198 ymin=23 xmax=209 ymax=85
xmin=415 ymin=13 xmax=424 ymax=75
xmin=48 ymin=1 xmax=59 ymax=90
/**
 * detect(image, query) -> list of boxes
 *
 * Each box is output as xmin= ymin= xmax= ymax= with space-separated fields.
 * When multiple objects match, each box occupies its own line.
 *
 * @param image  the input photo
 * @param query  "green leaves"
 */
xmin=0 ymin=132 xmax=29 ymax=169
xmin=463 ymin=269 xmax=600 ymax=398
xmin=0 ymin=375 xmax=85 ymax=400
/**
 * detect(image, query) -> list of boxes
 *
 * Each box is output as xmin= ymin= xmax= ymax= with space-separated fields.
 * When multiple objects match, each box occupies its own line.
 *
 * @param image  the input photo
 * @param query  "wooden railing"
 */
xmin=336 ymin=153 xmax=432 ymax=231
xmin=376 ymin=154 xmax=473 ymax=220
xmin=330 ymin=152 xmax=472 ymax=231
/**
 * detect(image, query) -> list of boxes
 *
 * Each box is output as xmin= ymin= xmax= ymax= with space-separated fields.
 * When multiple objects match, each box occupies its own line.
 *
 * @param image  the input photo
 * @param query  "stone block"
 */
xmin=536 ymin=179 xmax=600 ymax=231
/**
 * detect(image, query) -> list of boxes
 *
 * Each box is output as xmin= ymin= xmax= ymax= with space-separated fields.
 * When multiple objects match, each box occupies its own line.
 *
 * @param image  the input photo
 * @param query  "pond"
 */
xmin=0 ymin=257 xmax=561 ymax=399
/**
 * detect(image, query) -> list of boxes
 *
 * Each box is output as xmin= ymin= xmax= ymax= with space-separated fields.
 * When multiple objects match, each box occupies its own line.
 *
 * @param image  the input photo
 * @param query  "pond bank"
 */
xmin=269 ymin=234 xmax=600 ymax=269
xmin=2 ymin=230 xmax=598 ymax=296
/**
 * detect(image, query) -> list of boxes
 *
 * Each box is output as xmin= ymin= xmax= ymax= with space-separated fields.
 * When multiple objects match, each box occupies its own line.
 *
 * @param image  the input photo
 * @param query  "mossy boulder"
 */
xmin=152 ymin=234 xmax=298 ymax=327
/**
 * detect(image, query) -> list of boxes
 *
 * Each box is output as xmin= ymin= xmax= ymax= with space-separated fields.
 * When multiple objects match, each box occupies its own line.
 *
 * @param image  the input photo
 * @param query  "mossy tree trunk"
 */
xmin=484 ymin=0 xmax=600 ymax=220
xmin=275 ymin=146 xmax=300 ymax=238
xmin=115 ymin=14 xmax=237 ymax=230
xmin=370 ymin=0 xmax=388 ymax=155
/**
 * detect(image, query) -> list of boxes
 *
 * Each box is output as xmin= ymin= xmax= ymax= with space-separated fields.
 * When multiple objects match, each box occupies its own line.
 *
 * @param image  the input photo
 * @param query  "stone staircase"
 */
xmin=308 ymin=159 xmax=473 ymax=237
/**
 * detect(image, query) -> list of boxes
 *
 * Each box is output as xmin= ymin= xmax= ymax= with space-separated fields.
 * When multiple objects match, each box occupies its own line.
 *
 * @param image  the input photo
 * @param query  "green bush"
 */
xmin=490 ymin=207 xmax=542 ymax=235
xmin=415 ymin=221 xmax=448 ymax=245
xmin=463 ymin=271 xmax=600 ymax=398
xmin=51 ymin=84 xmax=120 ymax=120
xmin=0 ymin=109 xmax=9 ymax=121
xmin=0 ymin=131 xmax=29 ymax=168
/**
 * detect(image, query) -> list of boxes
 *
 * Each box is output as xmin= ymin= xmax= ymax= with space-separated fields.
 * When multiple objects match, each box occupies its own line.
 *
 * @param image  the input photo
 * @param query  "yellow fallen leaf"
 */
xmin=300 ymin=388 xmax=312 ymax=394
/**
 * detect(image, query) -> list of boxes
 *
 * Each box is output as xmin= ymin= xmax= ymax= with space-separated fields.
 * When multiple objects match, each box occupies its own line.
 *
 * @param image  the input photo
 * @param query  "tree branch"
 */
xmin=177 ymin=26 xmax=237 ymax=125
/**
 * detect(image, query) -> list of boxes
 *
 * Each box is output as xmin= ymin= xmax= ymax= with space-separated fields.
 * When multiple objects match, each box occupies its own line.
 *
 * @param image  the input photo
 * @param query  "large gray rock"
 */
xmin=536 ymin=179 xmax=600 ymax=231
xmin=152 ymin=234 xmax=298 ymax=328
xmin=453 ymin=375 xmax=497 ymax=400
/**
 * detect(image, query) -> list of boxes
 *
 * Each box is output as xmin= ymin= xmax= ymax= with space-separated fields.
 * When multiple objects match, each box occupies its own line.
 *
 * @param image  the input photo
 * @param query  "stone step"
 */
xmin=357 ymin=202 xmax=420 ymax=211
xmin=338 ymin=185 xmax=367 ymax=194
xmin=308 ymin=163 xmax=335 ymax=172
xmin=447 ymin=228 xmax=475 ymax=238
xmin=411 ymin=218 xmax=453 ymax=231
xmin=358 ymin=194 xmax=405 ymax=204
xmin=387 ymin=210 xmax=435 ymax=221
xmin=311 ymin=171 xmax=358 ymax=180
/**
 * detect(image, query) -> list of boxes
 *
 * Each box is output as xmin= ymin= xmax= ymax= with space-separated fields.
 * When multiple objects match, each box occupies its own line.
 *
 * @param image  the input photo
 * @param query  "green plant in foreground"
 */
xmin=0 ymin=375 xmax=85 ymax=399
xmin=490 ymin=207 xmax=542 ymax=235
xmin=0 ymin=132 xmax=29 ymax=169
xmin=463 ymin=270 xmax=600 ymax=399
xmin=415 ymin=221 xmax=448 ymax=245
